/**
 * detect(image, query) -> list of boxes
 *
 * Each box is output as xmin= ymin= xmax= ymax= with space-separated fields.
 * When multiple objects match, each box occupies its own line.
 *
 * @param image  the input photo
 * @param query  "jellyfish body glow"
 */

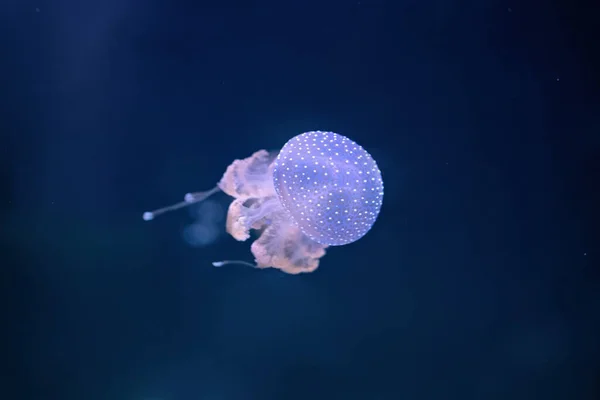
xmin=143 ymin=131 xmax=384 ymax=274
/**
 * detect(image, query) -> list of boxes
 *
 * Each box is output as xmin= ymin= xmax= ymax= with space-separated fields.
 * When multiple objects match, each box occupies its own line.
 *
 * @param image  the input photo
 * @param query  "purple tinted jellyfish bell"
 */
xmin=143 ymin=131 xmax=384 ymax=274
xmin=273 ymin=131 xmax=384 ymax=246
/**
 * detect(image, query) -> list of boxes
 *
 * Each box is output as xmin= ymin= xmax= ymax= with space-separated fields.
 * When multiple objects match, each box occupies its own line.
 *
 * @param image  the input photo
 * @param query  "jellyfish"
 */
xmin=143 ymin=131 xmax=384 ymax=274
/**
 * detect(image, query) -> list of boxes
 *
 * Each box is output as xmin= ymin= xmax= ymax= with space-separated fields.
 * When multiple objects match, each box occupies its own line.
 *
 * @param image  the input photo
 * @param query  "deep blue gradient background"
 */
xmin=2 ymin=0 xmax=599 ymax=399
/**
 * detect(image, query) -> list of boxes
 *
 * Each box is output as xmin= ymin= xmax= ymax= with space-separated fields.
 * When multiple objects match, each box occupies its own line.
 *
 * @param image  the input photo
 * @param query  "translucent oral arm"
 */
xmin=142 ymin=186 xmax=221 ymax=221
xmin=212 ymin=260 xmax=257 ymax=268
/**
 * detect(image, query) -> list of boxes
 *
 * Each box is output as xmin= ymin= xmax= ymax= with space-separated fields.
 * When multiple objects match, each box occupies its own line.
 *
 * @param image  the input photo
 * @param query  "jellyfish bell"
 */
xmin=143 ymin=131 xmax=384 ymax=274
xmin=273 ymin=131 xmax=384 ymax=246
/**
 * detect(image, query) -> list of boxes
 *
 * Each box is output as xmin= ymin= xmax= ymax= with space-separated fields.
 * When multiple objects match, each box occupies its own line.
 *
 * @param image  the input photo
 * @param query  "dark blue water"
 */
xmin=2 ymin=1 xmax=598 ymax=399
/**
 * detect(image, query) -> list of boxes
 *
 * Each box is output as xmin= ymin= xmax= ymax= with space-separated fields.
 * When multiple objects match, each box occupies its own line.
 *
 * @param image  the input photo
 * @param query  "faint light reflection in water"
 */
xmin=182 ymin=200 xmax=225 ymax=247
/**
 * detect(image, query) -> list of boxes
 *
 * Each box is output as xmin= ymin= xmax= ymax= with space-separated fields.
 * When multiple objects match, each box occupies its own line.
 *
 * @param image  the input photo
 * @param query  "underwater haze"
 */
xmin=2 ymin=0 xmax=599 ymax=399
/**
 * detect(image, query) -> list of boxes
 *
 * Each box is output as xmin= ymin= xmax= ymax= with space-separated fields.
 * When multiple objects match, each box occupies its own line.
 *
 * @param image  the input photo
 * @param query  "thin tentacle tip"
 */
xmin=212 ymin=261 xmax=224 ymax=267
xmin=142 ymin=212 xmax=154 ymax=221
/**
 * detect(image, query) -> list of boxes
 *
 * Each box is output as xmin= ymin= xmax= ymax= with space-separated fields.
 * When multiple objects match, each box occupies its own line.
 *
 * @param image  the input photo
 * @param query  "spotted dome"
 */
xmin=272 ymin=131 xmax=384 ymax=246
